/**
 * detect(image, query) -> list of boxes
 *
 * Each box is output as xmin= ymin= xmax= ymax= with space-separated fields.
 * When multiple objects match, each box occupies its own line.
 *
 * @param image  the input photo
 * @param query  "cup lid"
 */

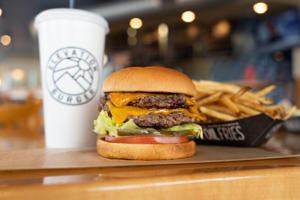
xmin=35 ymin=8 xmax=109 ymax=34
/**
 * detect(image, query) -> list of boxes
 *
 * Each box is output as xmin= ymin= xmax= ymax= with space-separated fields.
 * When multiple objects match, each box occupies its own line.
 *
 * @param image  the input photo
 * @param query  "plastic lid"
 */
xmin=35 ymin=8 xmax=109 ymax=34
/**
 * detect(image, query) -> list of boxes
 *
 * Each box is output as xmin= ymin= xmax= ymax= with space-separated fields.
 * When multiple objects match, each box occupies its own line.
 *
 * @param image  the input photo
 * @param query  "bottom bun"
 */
xmin=97 ymin=136 xmax=196 ymax=160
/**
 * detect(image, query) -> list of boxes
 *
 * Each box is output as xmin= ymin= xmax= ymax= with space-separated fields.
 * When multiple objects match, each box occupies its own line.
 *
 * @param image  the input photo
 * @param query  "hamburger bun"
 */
xmin=102 ymin=66 xmax=197 ymax=96
xmin=97 ymin=136 xmax=196 ymax=160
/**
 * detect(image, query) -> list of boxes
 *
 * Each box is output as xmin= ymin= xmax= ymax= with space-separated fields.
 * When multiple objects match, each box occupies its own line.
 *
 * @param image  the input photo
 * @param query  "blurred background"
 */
xmin=0 ymin=0 xmax=300 ymax=151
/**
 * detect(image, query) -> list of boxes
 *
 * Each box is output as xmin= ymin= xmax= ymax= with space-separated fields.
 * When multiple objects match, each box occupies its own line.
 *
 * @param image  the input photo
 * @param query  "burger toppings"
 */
xmin=94 ymin=109 xmax=202 ymax=138
xmin=94 ymin=92 xmax=203 ymax=139
xmin=110 ymin=92 xmax=188 ymax=108
xmin=105 ymin=135 xmax=189 ymax=144
xmin=99 ymin=93 xmax=204 ymax=124
xmin=117 ymin=129 xmax=194 ymax=136
xmin=128 ymin=112 xmax=201 ymax=128
xmin=107 ymin=101 xmax=203 ymax=125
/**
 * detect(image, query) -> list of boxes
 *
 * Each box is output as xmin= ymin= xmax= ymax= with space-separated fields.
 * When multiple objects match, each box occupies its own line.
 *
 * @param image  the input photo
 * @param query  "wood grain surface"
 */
xmin=0 ymin=146 xmax=296 ymax=170
xmin=0 ymin=157 xmax=300 ymax=199
xmin=0 ymin=147 xmax=300 ymax=199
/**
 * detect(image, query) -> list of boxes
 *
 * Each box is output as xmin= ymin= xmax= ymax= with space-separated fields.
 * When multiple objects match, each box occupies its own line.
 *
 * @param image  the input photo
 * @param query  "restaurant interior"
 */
xmin=0 ymin=0 xmax=300 ymax=198
xmin=0 ymin=0 xmax=299 ymax=151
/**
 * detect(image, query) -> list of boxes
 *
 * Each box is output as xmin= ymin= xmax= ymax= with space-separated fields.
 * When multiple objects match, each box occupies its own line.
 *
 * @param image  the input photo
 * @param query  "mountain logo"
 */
xmin=46 ymin=47 xmax=99 ymax=105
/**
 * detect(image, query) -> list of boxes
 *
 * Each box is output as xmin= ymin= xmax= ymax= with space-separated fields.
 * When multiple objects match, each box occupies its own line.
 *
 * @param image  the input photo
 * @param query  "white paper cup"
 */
xmin=35 ymin=8 xmax=109 ymax=148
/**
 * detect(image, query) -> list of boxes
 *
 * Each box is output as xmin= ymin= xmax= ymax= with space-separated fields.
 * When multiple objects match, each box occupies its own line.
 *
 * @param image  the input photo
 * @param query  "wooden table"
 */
xmin=0 ymin=153 xmax=300 ymax=199
xmin=0 ymin=130 xmax=299 ymax=200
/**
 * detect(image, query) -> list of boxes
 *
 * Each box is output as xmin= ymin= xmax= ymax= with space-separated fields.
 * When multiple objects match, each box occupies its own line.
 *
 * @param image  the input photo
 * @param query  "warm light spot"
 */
xmin=1 ymin=35 xmax=11 ymax=46
xmin=181 ymin=11 xmax=195 ymax=23
xmin=127 ymin=27 xmax=137 ymax=37
xmin=103 ymin=54 xmax=108 ymax=65
xmin=0 ymin=8 xmax=2 ymax=17
xmin=158 ymin=23 xmax=169 ymax=38
xmin=274 ymin=51 xmax=284 ymax=62
xmin=186 ymin=25 xmax=199 ymax=38
xmin=253 ymin=2 xmax=268 ymax=14
xmin=129 ymin=18 xmax=143 ymax=29
xmin=212 ymin=20 xmax=231 ymax=38
xmin=127 ymin=37 xmax=137 ymax=46
xmin=12 ymin=69 xmax=25 ymax=81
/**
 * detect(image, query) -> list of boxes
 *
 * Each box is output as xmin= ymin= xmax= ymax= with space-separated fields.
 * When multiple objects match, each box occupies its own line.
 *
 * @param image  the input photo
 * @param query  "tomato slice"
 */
xmin=105 ymin=135 xmax=189 ymax=144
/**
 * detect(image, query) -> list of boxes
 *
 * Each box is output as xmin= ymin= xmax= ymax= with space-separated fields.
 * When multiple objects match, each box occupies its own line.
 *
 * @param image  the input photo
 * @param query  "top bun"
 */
xmin=102 ymin=66 xmax=197 ymax=96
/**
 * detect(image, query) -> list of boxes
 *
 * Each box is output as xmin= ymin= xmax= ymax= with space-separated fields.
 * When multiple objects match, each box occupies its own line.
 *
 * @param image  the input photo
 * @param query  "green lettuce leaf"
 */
xmin=94 ymin=110 xmax=202 ymax=139
xmin=94 ymin=110 xmax=141 ymax=137
xmin=164 ymin=123 xmax=203 ymax=139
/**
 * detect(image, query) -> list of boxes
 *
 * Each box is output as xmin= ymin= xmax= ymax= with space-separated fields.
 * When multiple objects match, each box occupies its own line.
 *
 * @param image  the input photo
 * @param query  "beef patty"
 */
xmin=99 ymin=93 xmax=188 ymax=109
xmin=129 ymin=94 xmax=187 ymax=108
xmin=98 ymin=93 xmax=201 ymax=128
xmin=128 ymin=112 xmax=201 ymax=128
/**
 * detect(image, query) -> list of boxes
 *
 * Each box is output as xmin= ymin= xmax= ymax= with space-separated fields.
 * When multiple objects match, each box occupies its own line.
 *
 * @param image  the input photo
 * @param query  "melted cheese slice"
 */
xmin=107 ymin=101 xmax=204 ymax=124
xmin=109 ymin=92 xmax=156 ymax=107
xmin=109 ymin=92 xmax=196 ymax=107
xmin=108 ymin=92 xmax=204 ymax=124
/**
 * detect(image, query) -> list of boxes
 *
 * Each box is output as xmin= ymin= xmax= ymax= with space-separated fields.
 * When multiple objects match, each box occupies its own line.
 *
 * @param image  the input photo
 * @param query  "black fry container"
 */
xmin=195 ymin=114 xmax=283 ymax=147
xmin=282 ymin=116 xmax=300 ymax=133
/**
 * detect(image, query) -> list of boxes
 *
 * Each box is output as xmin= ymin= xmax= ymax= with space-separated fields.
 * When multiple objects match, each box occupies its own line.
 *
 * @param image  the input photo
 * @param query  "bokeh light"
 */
xmin=212 ymin=20 xmax=231 ymax=38
xmin=181 ymin=11 xmax=196 ymax=23
xmin=1 ymin=35 xmax=11 ymax=46
xmin=127 ymin=37 xmax=137 ymax=46
xmin=253 ymin=2 xmax=268 ymax=14
xmin=158 ymin=23 xmax=169 ymax=38
xmin=127 ymin=27 xmax=137 ymax=37
xmin=103 ymin=54 xmax=108 ymax=65
xmin=12 ymin=69 xmax=25 ymax=81
xmin=129 ymin=18 xmax=143 ymax=29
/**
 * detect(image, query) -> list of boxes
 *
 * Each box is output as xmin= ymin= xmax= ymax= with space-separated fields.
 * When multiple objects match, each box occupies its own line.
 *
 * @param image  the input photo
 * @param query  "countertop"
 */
xmin=0 ymin=131 xmax=300 ymax=199
xmin=1 ymin=157 xmax=300 ymax=199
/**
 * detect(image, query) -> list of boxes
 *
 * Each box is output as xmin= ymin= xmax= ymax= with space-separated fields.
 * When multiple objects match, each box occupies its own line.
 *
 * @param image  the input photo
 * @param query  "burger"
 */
xmin=94 ymin=66 xmax=204 ymax=160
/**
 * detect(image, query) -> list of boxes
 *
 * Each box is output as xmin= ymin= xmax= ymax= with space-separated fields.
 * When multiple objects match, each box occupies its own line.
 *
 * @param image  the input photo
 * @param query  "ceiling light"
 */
xmin=158 ymin=23 xmax=168 ymax=38
xmin=1 ymin=35 xmax=11 ymax=46
xmin=129 ymin=18 xmax=143 ymax=29
xmin=212 ymin=20 xmax=231 ymax=38
xmin=181 ymin=11 xmax=195 ymax=23
xmin=253 ymin=2 xmax=268 ymax=14
xmin=12 ymin=69 xmax=25 ymax=81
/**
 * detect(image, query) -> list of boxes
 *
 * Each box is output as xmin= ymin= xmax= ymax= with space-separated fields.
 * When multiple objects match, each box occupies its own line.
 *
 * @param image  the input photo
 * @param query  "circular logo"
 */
xmin=46 ymin=47 xmax=99 ymax=105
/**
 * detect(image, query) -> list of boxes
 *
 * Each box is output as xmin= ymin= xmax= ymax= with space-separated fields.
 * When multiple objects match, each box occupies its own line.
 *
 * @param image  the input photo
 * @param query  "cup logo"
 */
xmin=46 ymin=47 xmax=99 ymax=105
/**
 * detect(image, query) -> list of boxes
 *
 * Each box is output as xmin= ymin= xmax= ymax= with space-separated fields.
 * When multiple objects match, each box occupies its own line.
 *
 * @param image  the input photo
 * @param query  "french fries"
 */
xmin=193 ymin=80 xmax=272 ymax=105
xmin=231 ymin=86 xmax=250 ymax=102
xmin=205 ymin=104 xmax=235 ymax=116
xmin=199 ymin=107 xmax=237 ymax=121
xmin=255 ymin=85 xmax=276 ymax=97
xmin=197 ymin=92 xmax=222 ymax=106
xmin=220 ymin=95 xmax=240 ymax=115
xmin=193 ymin=80 xmax=296 ymax=122
xmin=235 ymin=103 xmax=260 ymax=116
